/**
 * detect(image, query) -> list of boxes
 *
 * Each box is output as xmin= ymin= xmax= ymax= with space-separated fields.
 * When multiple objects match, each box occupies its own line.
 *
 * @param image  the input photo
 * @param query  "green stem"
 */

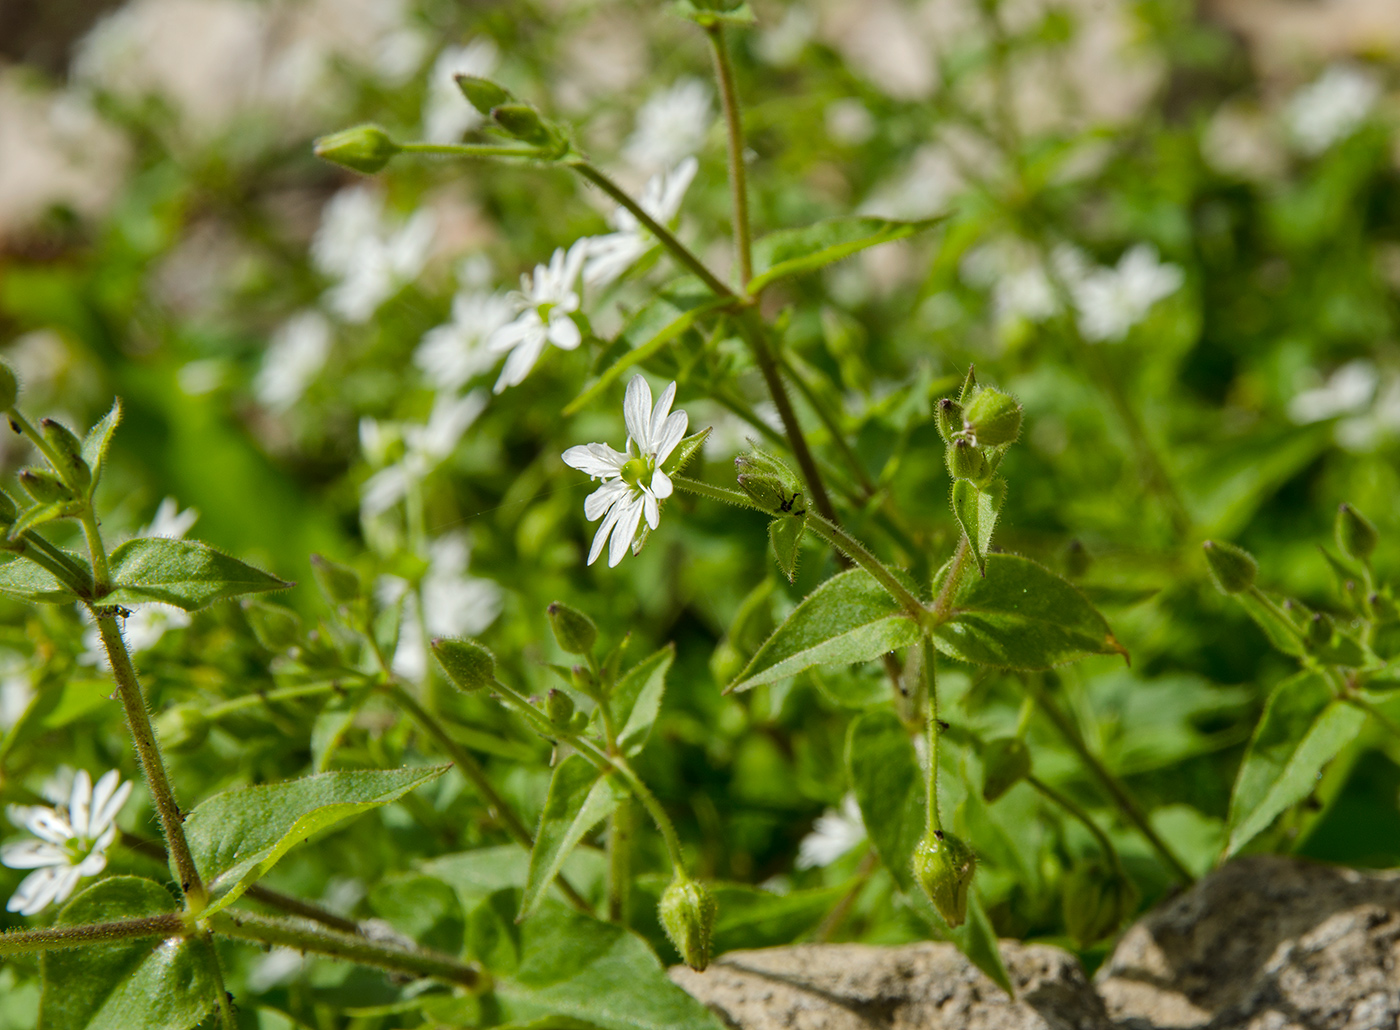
xmin=601 ymin=750 xmax=688 ymax=877
xmin=805 ymin=512 xmax=927 ymax=620
xmin=923 ymin=640 xmax=943 ymax=833
xmin=5 ymin=409 xmax=67 ymax=478
xmin=815 ymin=848 xmax=878 ymax=942
xmin=400 ymin=142 xmax=550 ymax=160
xmin=203 ymin=680 xmax=351 ymax=719
xmin=1027 ymin=774 xmax=1127 ymax=878
xmin=1247 ymin=586 xmax=1307 ymax=641
xmin=243 ymin=884 xmax=362 ymax=935
xmin=1025 ymin=674 xmax=1194 ymax=883
xmin=207 ymin=909 xmax=485 ymax=989
xmin=672 ymin=474 xmax=761 ymax=511
xmin=1346 ymin=694 xmax=1400 ymax=743
xmin=78 ymin=511 xmax=110 ymax=595
xmin=608 ymin=799 xmax=633 ymax=925
xmin=0 ymin=914 xmax=185 ymax=955
xmin=95 ymin=613 xmax=206 ymax=907
xmin=202 ymin=935 xmax=237 ymax=1030
xmin=704 ymin=24 xmax=753 ymax=288
xmin=778 ymin=353 xmax=877 ymax=495
xmin=931 ymin=536 xmax=971 ymax=622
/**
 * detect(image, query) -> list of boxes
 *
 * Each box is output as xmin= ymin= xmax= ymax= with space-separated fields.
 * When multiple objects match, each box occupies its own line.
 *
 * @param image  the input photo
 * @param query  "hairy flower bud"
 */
xmin=491 ymin=104 xmax=553 ymax=146
xmin=962 ymin=387 xmax=1022 ymax=446
xmin=313 ymin=124 xmax=401 ymax=175
xmin=545 ymin=688 xmax=575 ymax=729
xmin=936 ymin=398 xmax=963 ymax=444
xmin=911 ymin=830 xmax=976 ymax=928
xmin=982 ymin=737 xmax=1031 ymax=802
xmin=0 ymin=362 xmax=17 ymax=410
xmin=456 ymin=75 xmax=513 ymax=114
xmin=659 ymin=877 xmax=716 ymax=971
xmin=243 ymin=600 xmax=303 ymax=652
xmin=310 ymin=554 xmax=361 ymax=606
xmin=1336 ymin=503 xmax=1378 ymax=564
xmin=40 ymin=418 xmax=91 ymax=493
xmin=1306 ymin=611 xmax=1334 ymax=649
xmin=1062 ymin=859 xmax=1137 ymax=948
xmin=735 ymin=452 xmax=804 ymax=516
xmin=945 ymin=438 xmax=988 ymax=483
xmin=547 ymin=601 xmax=597 ymax=655
xmin=19 ymin=467 xmax=73 ymax=505
xmin=432 ymin=637 xmax=496 ymax=692
xmin=156 ymin=704 xmax=210 ymax=753
xmin=1202 ymin=540 xmax=1257 ymax=594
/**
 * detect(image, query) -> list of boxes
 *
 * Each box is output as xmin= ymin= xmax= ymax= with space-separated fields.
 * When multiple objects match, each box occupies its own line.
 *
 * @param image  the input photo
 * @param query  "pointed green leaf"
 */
xmin=39 ymin=876 xmax=215 ymax=1030
xmin=748 ymin=217 xmax=936 ymax=295
xmin=729 ymin=568 xmax=923 ymax=692
xmin=521 ymin=756 xmax=626 ymax=921
xmin=1234 ymin=590 xmax=1307 ymax=658
xmin=931 ymin=553 xmax=1126 ymax=669
xmin=612 ymin=644 xmax=673 ymax=757
xmin=104 ymin=538 xmax=290 ymax=611
xmin=11 ymin=501 xmax=77 ymax=537
xmin=1225 ymin=672 xmax=1365 ymax=855
xmin=951 ymin=478 xmax=1004 ymax=576
xmin=0 ymin=554 xmax=84 ymax=604
xmin=768 ymin=517 xmax=804 ymax=582
xmin=81 ymin=399 xmax=122 ymax=493
xmin=185 ymin=765 xmax=448 ymax=916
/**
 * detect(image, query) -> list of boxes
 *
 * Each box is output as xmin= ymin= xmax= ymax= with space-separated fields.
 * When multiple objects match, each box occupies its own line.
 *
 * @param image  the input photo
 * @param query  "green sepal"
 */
xmin=768 ymin=516 xmax=804 ymax=583
xmin=958 ymin=365 xmax=978 ymax=404
xmin=663 ymin=427 xmax=711 ymax=477
xmin=80 ymin=399 xmax=122 ymax=494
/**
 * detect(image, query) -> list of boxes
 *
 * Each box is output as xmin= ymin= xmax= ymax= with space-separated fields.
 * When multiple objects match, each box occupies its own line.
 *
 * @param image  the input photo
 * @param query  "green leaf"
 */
xmin=39 ymin=876 xmax=215 ymax=1030
xmin=185 ymin=765 xmax=448 ymax=916
xmin=369 ymin=872 xmax=466 ymax=955
xmin=1225 ymin=672 xmax=1365 ymax=855
xmin=931 ymin=553 xmax=1126 ymax=669
xmin=729 ymin=568 xmax=923 ymax=692
xmin=0 ymin=554 xmax=83 ymax=604
xmin=748 ymin=217 xmax=934 ymax=295
xmin=768 ymin=517 xmax=804 ymax=582
xmin=662 ymin=428 xmax=710 ymax=477
xmin=520 ymin=756 xmax=625 ymax=921
xmin=564 ymin=286 xmax=728 ymax=416
xmin=104 ymin=538 xmax=290 ymax=611
xmin=81 ymin=399 xmax=122 ymax=493
xmin=610 ymin=644 xmax=673 ymax=757
xmin=1234 ymin=590 xmax=1307 ymax=658
xmin=709 ymin=883 xmax=846 ymax=954
xmin=951 ymin=478 xmax=1004 ymax=576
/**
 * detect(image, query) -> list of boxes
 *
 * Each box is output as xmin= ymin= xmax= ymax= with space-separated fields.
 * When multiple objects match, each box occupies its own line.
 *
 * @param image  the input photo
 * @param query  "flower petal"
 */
xmin=651 ymin=410 xmax=689 ymax=465
xmin=623 ymin=376 xmax=653 ymax=450
xmin=588 ymin=502 xmax=626 ymax=566
xmin=609 ymin=497 xmax=645 ymax=568
xmin=493 ymin=333 xmax=548 ymax=393
xmin=563 ymin=443 xmax=627 ymax=479
xmin=68 ymin=770 xmax=92 ymax=840
xmin=642 ymin=490 xmax=659 ymax=530
xmin=1 ymin=840 xmax=69 ymax=870
xmin=9 ymin=868 xmax=62 ymax=915
xmin=650 ymin=468 xmax=673 ymax=499
xmin=584 ymin=481 xmax=630 ymax=522
xmin=547 ymin=315 xmax=581 ymax=351
xmin=50 ymin=865 xmax=83 ymax=908
xmin=25 ymin=809 xmax=73 ymax=847
xmin=649 ymin=381 xmax=677 ymax=445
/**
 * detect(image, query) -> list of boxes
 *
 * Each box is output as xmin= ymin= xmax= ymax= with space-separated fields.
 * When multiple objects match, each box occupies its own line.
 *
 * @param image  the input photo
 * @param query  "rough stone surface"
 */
xmin=1097 ymin=855 xmax=1400 ymax=1030
xmin=670 ymin=940 xmax=1113 ymax=1030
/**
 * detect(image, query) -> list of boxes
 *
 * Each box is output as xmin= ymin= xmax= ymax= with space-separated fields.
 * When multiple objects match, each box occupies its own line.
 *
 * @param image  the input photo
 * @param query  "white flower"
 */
xmin=382 ymin=534 xmax=502 ymax=680
xmin=487 ymin=241 xmax=588 ymax=393
xmin=583 ymin=157 xmax=698 ymax=289
xmin=361 ymin=392 xmax=487 ymax=518
xmin=1287 ymin=65 xmax=1379 ymax=156
xmin=255 ymin=310 xmax=332 ymax=411
xmin=623 ymin=79 xmax=712 ymax=171
xmin=0 ymin=664 xmax=32 ymax=732
xmin=1065 ymin=244 xmax=1184 ymax=343
xmin=312 ymin=187 xmax=436 ymax=324
xmin=415 ymin=291 xmax=514 ymax=390
xmin=422 ymin=40 xmax=499 ymax=145
xmin=757 ymin=6 xmax=816 ymax=67
xmin=2 ymin=769 xmax=132 ymax=915
xmin=141 ymin=496 xmax=198 ymax=541
xmin=796 ymin=794 xmax=866 ymax=870
xmin=1288 ymin=360 xmax=1378 ymax=424
xmin=562 ymin=376 xmax=688 ymax=568
xmin=961 ymin=238 xmax=1060 ymax=325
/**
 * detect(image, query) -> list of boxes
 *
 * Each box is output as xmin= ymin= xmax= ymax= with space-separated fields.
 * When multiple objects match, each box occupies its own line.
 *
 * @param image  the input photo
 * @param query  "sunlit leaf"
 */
xmin=611 ymin=644 xmax=673 ymax=756
xmin=950 ymin=478 xmax=1004 ymax=576
xmin=81 ymin=399 xmax=122 ymax=494
xmin=104 ymin=538 xmax=290 ymax=611
xmin=520 ymin=756 xmax=625 ymax=920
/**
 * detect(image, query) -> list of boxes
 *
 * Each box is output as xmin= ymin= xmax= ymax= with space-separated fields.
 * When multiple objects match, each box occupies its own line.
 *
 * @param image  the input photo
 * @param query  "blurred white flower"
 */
xmin=1336 ymin=378 xmax=1400 ymax=451
xmin=0 ymin=664 xmax=33 ymax=733
xmin=961 ymin=238 xmax=1059 ymax=326
xmin=141 ymin=497 xmax=200 ymax=541
xmin=361 ymin=392 xmax=487 ymax=518
xmin=1287 ymin=65 xmax=1380 ymax=156
xmin=2 ymin=769 xmax=131 ymax=915
xmin=415 ymin=291 xmax=515 ymax=390
xmin=422 ymin=40 xmax=499 ymax=144
xmin=757 ymin=6 xmax=816 ymax=67
xmin=313 ymin=187 xmax=436 ymax=324
xmin=383 ymin=534 xmax=502 ymax=680
xmin=1288 ymin=360 xmax=1378 ymax=424
xmin=255 ymin=311 xmax=333 ymax=412
xmin=796 ymin=794 xmax=866 ymax=870
xmin=1064 ymin=244 xmax=1184 ymax=343
xmin=623 ymin=79 xmax=712 ymax=171
xmin=248 ymin=947 xmax=309 ymax=992
xmin=562 ymin=376 xmax=687 ymax=568
xmin=1202 ymin=102 xmax=1285 ymax=181
xmin=583 ymin=157 xmax=698 ymax=288
xmin=488 ymin=241 xmax=589 ymax=393
xmin=825 ymin=99 xmax=875 ymax=146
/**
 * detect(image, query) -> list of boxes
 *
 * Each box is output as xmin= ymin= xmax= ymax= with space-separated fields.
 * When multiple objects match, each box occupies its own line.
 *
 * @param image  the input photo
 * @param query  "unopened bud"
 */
xmin=0 ymin=363 xmax=17 ymax=410
xmin=545 ymin=688 xmax=575 ymax=729
xmin=659 ymin=877 xmax=716 ymax=971
xmin=0 ymin=489 xmax=18 ymax=525
xmin=962 ymin=387 xmax=1022 ymax=446
xmin=40 ymin=418 xmax=91 ymax=493
xmin=1202 ymin=540 xmax=1256 ymax=594
xmin=982 ymin=737 xmax=1031 ymax=802
xmin=310 ymin=554 xmax=360 ymax=606
xmin=1063 ymin=859 xmax=1137 ymax=948
xmin=432 ymin=637 xmax=496 ymax=692
xmin=19 ymin=467 xmax=73 ymax=504
xmin=1065 ymin=539 xmax=1091 ymax=579
xmin=156 ymin=704 xmax=209 ymax=753
xmin=243 ymin=600 xmax=303 ymax=652
xmin=946 ymin=438 xmax=988 ymax=483
xmin=314 ymin=124 xmax=401 ymax=175
xmin=734 ymin=451 xmax=804 ymax=515
xmin=456 ymin=75 xmax=513 ymax=114
xmin=547 ymin=601 xmax=597 ymax=655
xmin=1306 ymin=611 xmax=1334 ymax=649
xmin=936 ymin=398 xmax=963 ymax=444
xmin=491 ymin=104 xmax=553 ymax=146
xmin=1336 ymin=503 xmax=1378 ymax=563
xmin=911 ymin=830 xmax=976 ymax=928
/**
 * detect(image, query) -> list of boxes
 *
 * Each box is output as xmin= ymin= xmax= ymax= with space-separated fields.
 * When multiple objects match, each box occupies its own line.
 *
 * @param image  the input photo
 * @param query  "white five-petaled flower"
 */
xmin=1062 ymin=243 xmax=1184 ymax=343
xmin=2 ymin=769 xmax=132 ymax=915
xmin=1287 ymin=64 xmax=1379 ymax=157
xmin=796 ymin=793 xmax=866 ymax=870
xmin=415 ymin=290 xmax=515 ymax=390
xmin=562 ymin=376 xmax=688 ymax=568
xmin=255 ymin=310 xmax=332 ymax=412
xmin=623 ymin=78 xmax=713 ymax=171
xmin=312 ymin=186 xmax=436 ymax=324
xmin=360 ymin=391 xmax=486 ymax=518
xmin=487 ymin=240 xmax=588 ymax=393
xmin=583 ymin=157 xmax=698 ymax=289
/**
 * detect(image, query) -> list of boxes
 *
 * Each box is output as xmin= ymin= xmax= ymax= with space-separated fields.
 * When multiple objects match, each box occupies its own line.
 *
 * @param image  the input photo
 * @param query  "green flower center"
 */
xmin=620 ymin=457 xmax=650 ymax=489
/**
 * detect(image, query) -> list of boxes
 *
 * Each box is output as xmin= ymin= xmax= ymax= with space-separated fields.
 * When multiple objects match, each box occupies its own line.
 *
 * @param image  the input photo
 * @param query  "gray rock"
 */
xmin=670 ymin=940 xmax=1112 ymax=1030
xmin=1096 ymin=854 xmax=1400 ymax=1030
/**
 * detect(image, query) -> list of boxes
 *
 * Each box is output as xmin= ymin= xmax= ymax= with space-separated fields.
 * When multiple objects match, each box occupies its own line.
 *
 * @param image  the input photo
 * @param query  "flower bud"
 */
xmin=936 ymin=398 xmax=963 ymax=444
xmin=1371 ymin=591 xmax=1398 ymax=622
xmin=1202 ymin=540 xmax=1256 ymax=594
xmin=156 ymin=704 xmax=209 ymax=753
xmin=456 ymin=75 xmax=513 ymax=114
xmin=1306 ymin=611 xmax=1334 ymax=649
xmin=0 ymin=362 xmax=17 ymax=410
xmin=911 ymin=830 xmax=976 ymax=928
xmin=243 ymin=599 xmax=303 ymax=652
xmin=310 ymin=554 xmax=361 ymax=606
xmin=982 ymin=737 xmax=1031 ymax=802
xmin=1064 ymin=539 xmax=1091 ymax=579
xmin=547 ymin=601 xmax=597 ymax=655
xmin=40 ymin=418 xmax=91 ymax=493
xmin=432 ymin=638 xmax=496 ymax=692
xmin=19 ymin=467 xmax=73 ymax=504
xmin=545 ymin=688 xmax=575 ymax=729
xmin=734 ymin=451 xmax=804 ymax=515
xmin=962 ymin=387 xmax=1022 ymax=446
xmin=491 ymin=104 xmax=553 ymax=146
xmin=1062 ymin=859 xmax=1137 ymax=948
xmin=945 ymin=438 xmax=988 ymax=483
xmin=313 ymin=124 xmax=401 ymax=175
xmin=1336 ymin=503 xmax=1378 ymax=564
xmin=658 ymin=877 xmax=716 ymax=971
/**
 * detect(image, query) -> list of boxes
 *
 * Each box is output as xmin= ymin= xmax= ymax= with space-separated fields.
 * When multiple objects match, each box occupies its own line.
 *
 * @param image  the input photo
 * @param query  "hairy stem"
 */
xmin=0 ymin=914 xmax=186 ymax=955
xmin=931 ymin=536 xmax=971 ymax=621
xmin=243 ymin=884 xmax=362 ymax=935
xmin=806 ymin=512 xmax=927 ymax=620
xmin=705 ymin=24 xmax=753 ymax=288
xmin=400 ymin=141 xmax=551 ymax=159
xmin=608 ymin=798 xmax=633 ymax=925
xmin=1027 ymin=774 xmax=1128 ymax=878
xmin=924 ymin=640 xmax=943 ymax=833
xmin=78 ymin=511 xmax=111 ymax=595
xmin=95 ymin=613 xmax=206 ymax=907
xmin=201 ymin=935 xmax=237 ymax=1030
